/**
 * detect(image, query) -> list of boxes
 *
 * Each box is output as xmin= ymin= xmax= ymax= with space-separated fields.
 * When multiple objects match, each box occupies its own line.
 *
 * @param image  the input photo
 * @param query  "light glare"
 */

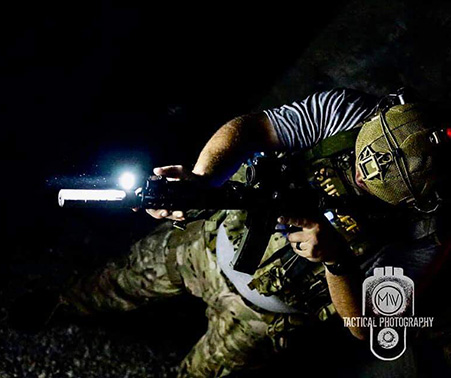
xmin=119 ymin=172 xmax=136 ymax=190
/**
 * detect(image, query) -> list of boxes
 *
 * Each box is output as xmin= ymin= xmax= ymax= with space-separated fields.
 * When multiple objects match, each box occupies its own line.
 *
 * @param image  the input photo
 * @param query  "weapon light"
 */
xmin=119 ymin=172 xmax=136 ymax=190
xmin=58 ymin=189 xmax=127 ymax=207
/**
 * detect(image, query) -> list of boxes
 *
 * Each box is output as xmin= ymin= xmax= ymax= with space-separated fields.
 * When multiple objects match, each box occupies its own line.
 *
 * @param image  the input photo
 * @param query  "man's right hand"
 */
xmin=145 ymin=165 xmax=197 ymax=221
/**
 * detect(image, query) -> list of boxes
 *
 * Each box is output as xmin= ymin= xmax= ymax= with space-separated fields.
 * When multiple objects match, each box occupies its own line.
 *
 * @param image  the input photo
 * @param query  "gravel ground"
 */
xmin=0 ymin=323 xmax=178 ymax=378
xmin=1 ymin=208 xmax=208 ymax=378
xmin=0 ymin=289 xmax=207 ymax=378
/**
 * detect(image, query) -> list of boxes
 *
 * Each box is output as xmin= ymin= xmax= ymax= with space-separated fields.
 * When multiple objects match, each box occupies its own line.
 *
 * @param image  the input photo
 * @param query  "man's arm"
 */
xmin=148 ymin=112 xmax=281 ymax=220
xmin=149 ymin=88 xmax=377 ymax=220
xmin=325 ymin=270 xmax=366 ymax=340
xmin=193 ymin=113 xmax=281 ymax=184
xmin=280 ymin=216 xmax=367 ymax=339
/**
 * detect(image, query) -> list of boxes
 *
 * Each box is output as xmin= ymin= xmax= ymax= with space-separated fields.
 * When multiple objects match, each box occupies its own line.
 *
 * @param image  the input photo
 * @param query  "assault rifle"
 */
xmin=58 ymin=154 xmax=346 ymax=274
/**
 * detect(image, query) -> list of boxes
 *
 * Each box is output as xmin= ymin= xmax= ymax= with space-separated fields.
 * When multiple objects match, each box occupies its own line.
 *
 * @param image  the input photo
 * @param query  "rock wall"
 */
xmin=258 ymin=0 xmax=451 ymax=109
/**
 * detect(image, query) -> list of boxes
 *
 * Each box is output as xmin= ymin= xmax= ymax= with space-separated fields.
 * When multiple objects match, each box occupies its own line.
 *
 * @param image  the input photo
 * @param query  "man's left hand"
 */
xmin=278 ymin=216 xmax=344 ymax=264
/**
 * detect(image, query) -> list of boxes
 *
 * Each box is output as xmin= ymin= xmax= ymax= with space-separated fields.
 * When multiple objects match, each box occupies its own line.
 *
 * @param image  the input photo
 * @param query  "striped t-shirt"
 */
xmin=264 ymin=88 xmax=379 ymax=151
xmin=264 ymin=88 xmax=441 ymax=284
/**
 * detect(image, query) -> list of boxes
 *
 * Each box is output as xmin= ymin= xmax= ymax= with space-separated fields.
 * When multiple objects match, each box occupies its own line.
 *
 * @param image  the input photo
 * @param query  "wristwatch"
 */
xmin=322 ymin=257 xmax=359 ymax=276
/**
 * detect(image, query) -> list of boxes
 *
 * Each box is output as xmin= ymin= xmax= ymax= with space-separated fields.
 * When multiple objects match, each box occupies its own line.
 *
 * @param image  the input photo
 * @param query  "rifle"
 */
xmin=58 ymin=154 xmax=345 ymax=274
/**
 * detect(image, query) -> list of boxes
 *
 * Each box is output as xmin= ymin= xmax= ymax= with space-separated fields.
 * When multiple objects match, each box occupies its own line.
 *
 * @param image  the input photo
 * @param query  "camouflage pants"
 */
xmin=62 ymin=219 xmax=277 ymax=377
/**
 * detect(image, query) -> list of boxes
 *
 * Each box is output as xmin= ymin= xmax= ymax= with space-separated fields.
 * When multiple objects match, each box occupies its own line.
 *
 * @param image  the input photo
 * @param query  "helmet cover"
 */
xmin=355 ymin=104 xmax=439 ymax=206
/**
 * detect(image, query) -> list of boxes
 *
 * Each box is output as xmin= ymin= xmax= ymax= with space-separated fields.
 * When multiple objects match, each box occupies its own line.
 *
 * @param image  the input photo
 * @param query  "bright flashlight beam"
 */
xmin=119 ymin=172 xmax=136 ymax=190
xmin=58 ymin=189 xmax=127 ymax=207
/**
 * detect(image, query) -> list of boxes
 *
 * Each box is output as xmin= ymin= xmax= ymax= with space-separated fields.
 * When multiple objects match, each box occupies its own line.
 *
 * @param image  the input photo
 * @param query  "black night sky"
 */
xmin=3 ymin=2 xmax=345 ymax=283
xmin=3 ymin=1 xmax=342 ymax=233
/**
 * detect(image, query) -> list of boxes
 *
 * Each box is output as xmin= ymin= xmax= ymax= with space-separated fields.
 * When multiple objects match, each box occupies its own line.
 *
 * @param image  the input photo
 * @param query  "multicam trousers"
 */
xmin=62 ymin=219 xmax=283 ymax=377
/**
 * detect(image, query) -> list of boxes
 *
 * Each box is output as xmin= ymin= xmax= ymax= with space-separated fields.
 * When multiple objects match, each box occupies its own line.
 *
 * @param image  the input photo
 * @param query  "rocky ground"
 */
xmin=0 ymin=275 xmax=207 ymax=378
xmin=1 ymin=205 xmax=209 ymax=378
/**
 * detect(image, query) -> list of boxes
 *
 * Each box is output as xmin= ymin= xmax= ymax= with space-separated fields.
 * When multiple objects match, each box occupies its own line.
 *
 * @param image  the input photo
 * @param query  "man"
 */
xmin=55 ymin=88 xmax=449 ymax=376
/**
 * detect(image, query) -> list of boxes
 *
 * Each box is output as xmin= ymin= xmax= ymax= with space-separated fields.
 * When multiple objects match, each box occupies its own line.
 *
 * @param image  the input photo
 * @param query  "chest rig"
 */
xmin=301 ymin=127 xmax=373 ymax=258
xmin=243 ymin=127 xmax=390 ymax=316
xmin=221 ymin=129 xmax=375 ymax=320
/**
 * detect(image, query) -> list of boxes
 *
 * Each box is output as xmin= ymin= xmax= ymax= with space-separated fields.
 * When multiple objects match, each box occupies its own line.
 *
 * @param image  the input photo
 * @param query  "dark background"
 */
xmin=3 ymin=0 xmax=451 ymax=377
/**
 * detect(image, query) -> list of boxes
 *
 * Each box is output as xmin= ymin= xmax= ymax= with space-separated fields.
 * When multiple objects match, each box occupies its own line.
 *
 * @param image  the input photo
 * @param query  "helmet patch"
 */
xmin=358 ymin=145 xmax=393 ymax=181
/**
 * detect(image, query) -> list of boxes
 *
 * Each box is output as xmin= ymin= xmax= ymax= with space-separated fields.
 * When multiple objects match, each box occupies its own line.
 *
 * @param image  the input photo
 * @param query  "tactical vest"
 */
xmin=217 ymin=127 xmax=368 ymax=322
xmin=300 ymin=127 xmax=373 ymax=258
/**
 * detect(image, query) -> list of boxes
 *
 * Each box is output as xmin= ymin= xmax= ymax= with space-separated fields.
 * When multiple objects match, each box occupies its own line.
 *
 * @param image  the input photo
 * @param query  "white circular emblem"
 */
xmin=377 ymin=327 xmax=399 ymax=349
xmin=372 ymin=282 xmax=405 ymax=316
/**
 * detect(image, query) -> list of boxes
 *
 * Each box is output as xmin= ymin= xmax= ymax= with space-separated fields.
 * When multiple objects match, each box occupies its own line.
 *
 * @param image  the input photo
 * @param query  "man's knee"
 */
xmin=178 ymin=300 xmax=272 ymax=377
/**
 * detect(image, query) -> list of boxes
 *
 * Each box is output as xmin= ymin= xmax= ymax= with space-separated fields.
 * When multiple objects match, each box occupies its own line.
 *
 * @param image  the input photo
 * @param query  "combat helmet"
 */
xmin=355 ymin=88 xmax=449 ymax=212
